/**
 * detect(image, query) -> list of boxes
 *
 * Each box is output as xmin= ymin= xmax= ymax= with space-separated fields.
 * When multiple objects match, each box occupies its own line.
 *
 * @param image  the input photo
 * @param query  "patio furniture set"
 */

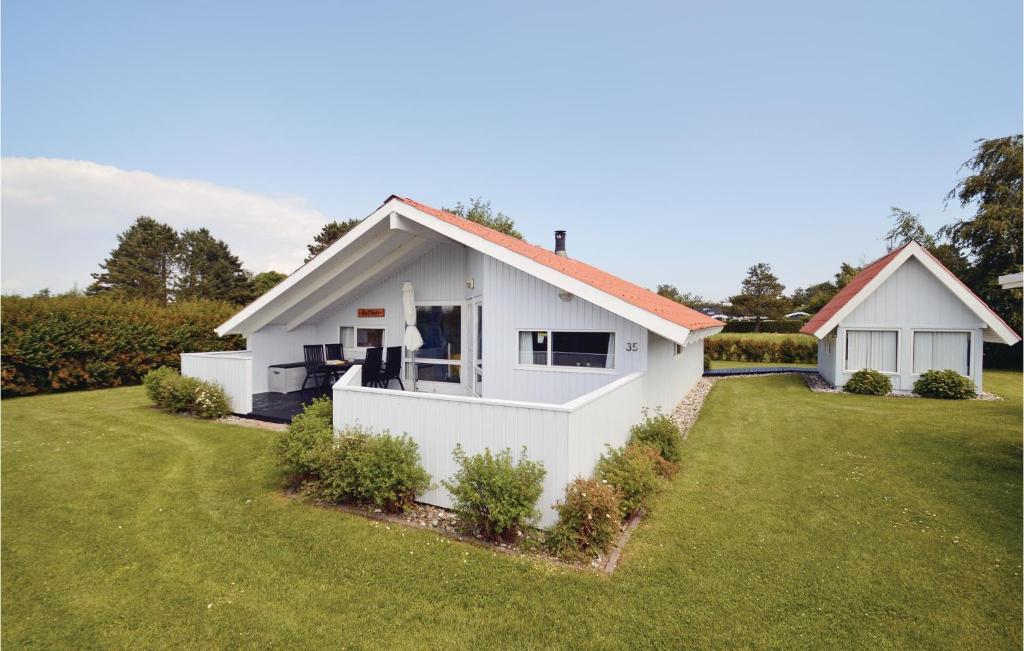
xmin=301 ymin=343 xmax=405 ymax=394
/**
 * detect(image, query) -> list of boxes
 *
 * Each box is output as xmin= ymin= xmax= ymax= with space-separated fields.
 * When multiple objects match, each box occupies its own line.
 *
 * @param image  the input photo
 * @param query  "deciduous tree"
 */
xmin=443 ymin=197 xmax=522 ymax=239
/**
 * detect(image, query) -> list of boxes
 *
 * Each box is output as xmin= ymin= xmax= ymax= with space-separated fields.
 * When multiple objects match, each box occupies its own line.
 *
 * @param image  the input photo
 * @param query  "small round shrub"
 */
xmin=354 ymin=433 xmax=432 ymax=512
xmin=637 ymin=445 xmax=678 ymax=479
xmin=304 ymin=426 xmax=371 ymax=503
xmin=143 ymin=366 xmax=178 ymax=406
xmin=595 ymin=444 xmax=662 ymax=518
xmin=913 ymin=369 xmax=976 ymax=400
xmin=547 ymin=478 xmax=621 ymax=561
xmin=274 ymin=397 xmax=335 ymax=483
xmin=629 ymin=409 xmax=683 ymax=463
xmin=441 ymin=445 xmax=546 ymax=543
xmin=844 ymin=368 xmax=892 ymax=396
xmin=192 ymin=382 xmax=231 ymax=419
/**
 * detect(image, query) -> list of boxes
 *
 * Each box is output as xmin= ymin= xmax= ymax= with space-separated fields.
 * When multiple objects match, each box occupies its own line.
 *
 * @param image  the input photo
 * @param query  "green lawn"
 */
xmin=3 ymin=372 xmax=1021 ymax=648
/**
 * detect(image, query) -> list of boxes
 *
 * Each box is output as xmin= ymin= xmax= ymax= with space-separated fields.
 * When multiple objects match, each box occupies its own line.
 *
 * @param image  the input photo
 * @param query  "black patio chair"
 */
xmin=325 ymin=343 xmax=343 ymax=361
xmin=361 ymin=347 xmax=385 ymax=388
xmin=382 ymin=345 xmax=404 ymax=390
xmin=301 ymin=344 xmax=330 ymax=394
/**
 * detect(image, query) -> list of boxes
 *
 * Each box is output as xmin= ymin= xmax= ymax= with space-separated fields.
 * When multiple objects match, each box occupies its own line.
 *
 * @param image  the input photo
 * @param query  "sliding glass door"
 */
xmin=414 ymin=304 xmax=463 ymax=392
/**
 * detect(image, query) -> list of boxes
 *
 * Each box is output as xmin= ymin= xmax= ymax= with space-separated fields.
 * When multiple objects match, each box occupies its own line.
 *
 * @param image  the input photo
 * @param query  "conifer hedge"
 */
xmin=1 ymin=295 xmax=243 ymax=396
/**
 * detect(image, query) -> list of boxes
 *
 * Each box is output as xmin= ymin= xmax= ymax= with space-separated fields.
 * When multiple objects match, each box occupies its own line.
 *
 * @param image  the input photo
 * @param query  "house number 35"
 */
xmin=625 ymin=342 xmax=639 ymax=352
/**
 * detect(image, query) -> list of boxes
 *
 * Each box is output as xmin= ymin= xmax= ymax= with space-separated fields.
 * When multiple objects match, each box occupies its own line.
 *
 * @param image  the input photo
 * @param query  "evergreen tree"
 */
xmin=305 ymin=219 xmax=362 ymax=262
xmin=88 ymin=216 xmax=179 ymax=303
xmin=250 ymin=270 xmax=288 ymax=297
xmin=728 ymin=263 xmax=788 ymax=327
xmin=174 ymin=228 xmax=252 ymax=304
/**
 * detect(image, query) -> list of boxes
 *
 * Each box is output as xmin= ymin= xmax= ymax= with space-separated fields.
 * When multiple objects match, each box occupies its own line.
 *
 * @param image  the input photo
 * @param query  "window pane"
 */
xmin=552 ymin=332 xmax=615 ymax=368
xmin=339 ymin=326 xmax=354 ymax=348
xmin=416 ymin=362 xmax=461 ymax=383
xmin=914 ymin=331 xmax=969 ymax=375
xmin=846 ymin=330 xmax=897 ymax=373
xmin=356 ymin=328 xmax=384 ymax=348
xmin=416 ymin=306 xmax=461 ymax=361
xmin=519 ymin=331 xmax=548 ymax=365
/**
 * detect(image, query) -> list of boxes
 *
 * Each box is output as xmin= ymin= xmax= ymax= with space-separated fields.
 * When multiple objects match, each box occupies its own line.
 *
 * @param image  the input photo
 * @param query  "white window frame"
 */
xmin=413 ymin=301 xmax=467 ymax=391
xmin=843 ymin=328 xmax=900 ymax=375
xmin=514 ymin=328 xmax=617 ymax=374
xmin=911 ymin=328 xmax=973 ymax=378
xmin=340 ymin=325 xmax=386 ymax=350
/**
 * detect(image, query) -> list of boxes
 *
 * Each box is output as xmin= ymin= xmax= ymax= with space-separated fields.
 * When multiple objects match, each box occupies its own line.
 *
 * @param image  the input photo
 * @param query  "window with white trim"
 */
xmin=518 ymin=330 xmax=615 ymax=369
xmin=339 ymin=326 xmax=385 ymax=349
xmin=913 ymin=331 xmax=970 ymax=376
xmin=845 ymin=330 xmax=898 ymax=374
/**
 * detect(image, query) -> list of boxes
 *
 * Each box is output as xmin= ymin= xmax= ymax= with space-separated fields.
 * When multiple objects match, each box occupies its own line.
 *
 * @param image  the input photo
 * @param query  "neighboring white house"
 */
xmin=801 ymin=241 xmax=1020 ymax=394
xmin=183 ymin=195 xmax=723 ymax=524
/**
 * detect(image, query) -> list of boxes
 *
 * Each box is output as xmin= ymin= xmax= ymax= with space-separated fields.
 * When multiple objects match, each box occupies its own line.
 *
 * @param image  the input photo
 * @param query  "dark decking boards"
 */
xmin=703 ymin=366 xmax=818 ymax=377
xmin=247 ymin=389 xmax=329 ymax=424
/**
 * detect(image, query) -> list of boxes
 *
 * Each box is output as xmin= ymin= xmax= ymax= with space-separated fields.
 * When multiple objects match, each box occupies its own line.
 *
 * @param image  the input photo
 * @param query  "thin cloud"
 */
xmin=1 ymin=157 xmax=329 ymax=294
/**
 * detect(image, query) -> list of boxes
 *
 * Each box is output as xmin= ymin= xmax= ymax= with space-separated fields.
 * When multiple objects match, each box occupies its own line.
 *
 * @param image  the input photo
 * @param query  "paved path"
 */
xmin=703 ymin=366 xmax=817 ymax=377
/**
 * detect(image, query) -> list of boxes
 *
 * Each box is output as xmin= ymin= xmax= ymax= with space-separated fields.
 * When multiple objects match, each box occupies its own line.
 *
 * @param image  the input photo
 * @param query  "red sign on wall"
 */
xmin=357 ymin=308 xmax=385 ymax=318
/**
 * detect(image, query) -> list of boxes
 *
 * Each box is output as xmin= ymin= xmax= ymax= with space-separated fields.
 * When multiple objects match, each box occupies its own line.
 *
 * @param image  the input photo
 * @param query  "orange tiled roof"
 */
xmin=391 ymin=196 xmax=723 ymax=332
xmin=800 ymin=245 xmax=905 ymax=336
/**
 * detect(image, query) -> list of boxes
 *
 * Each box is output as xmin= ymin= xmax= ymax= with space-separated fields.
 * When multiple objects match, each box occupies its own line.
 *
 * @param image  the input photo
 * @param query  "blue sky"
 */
xmin=2 ymin=0 xmax=1021 ymax=298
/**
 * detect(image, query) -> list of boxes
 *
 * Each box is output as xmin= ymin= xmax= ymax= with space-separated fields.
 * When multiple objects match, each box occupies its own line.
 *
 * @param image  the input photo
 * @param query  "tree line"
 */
xmin=657 ymin=135 xmax=1023 ymax=333
xmin=79 ymin=196 xmax=522 ymax=306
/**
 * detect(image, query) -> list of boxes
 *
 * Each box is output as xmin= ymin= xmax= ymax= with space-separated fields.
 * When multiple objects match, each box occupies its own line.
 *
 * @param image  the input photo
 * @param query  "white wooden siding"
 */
xmin=829 ymin=258 xmax=987 ymax=392
xmin=333 ymin=339 xmax=704 ymax=527
xmin=248 ymin=325 xmax=318 ymax=393
xmin=180 ymin=351 xmax=254 ymax=414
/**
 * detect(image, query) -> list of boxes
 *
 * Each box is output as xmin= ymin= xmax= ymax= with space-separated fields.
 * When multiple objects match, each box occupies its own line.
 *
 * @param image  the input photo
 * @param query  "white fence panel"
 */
xmin=333 ymin=367 xmax=647 ymax=527
xmin=181 ymin=351 xmax=254 ymax=414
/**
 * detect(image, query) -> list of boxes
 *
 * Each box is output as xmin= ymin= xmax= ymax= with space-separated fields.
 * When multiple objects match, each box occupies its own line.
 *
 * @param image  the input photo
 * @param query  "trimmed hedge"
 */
xmin=704 ymin=337 xmax=817 ymax=364
xmin=721 ymin=320 xmax=806 ymax=334
xmin=1 ymin=295 xmax=243 ymax=397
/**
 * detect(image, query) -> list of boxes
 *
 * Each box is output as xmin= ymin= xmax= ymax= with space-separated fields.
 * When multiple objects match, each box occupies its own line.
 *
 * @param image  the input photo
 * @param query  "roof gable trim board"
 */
xmin=802 ymin=242 xmax=1020 ymax=346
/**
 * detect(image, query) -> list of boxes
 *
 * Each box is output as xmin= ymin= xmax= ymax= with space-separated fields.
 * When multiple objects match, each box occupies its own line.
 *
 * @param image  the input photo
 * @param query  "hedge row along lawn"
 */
xmin=2 ymin=372 xmax=1021 ymax=648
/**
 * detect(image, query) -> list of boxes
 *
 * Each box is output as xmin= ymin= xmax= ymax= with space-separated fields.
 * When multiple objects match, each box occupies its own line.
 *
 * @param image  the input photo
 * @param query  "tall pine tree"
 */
xmin=88 ymin=216 xmax=179 ymax=303
xmin=174 ymin=228 xmax=252 ymax=304
xmin=305 ymin=218 xmax=362 ymax=262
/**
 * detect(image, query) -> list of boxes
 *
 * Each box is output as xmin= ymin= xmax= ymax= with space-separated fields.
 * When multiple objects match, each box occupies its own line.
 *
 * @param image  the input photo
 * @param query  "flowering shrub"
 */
xmin=547 ymin=478 xmax=621 ymax=561
xmin=844 ymin=369 xmax=892 ymax=396
xmin=142 ymin=366 xmax=230 ymax=418
xmin=595 ymin=444 xmax=662 ymax=518
xmin=913 ymin=369 xmax=976 ymax=400
xmin=441 ymin=445 xmax=546 ymax=543
xmin=629 ymin=409 xmax=683 ymax=463
xmin=637 ymin=445 xmax=678 ymax=479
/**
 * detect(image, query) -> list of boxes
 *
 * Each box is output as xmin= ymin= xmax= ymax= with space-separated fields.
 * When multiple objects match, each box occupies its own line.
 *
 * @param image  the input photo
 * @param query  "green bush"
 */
xmin=638 ymin=445 xmax=678 ymax=479
xmin=300 ymin=424 xmax=431 ymax=512
xmin=546 ymin=478 xmax=621 ymax=561
xmin=844 ymin=369 xmax=892 ymax=396
xmin=721 ymin=320 xmax=805 ymax=334
xmin=353 ymin=434 xmax=432 ymax=512
xmin=274 ymin=397 xmax=335 ymax=482
xmin=441 ymin=445 xmax=546 ymax=543
xmin=704 ymin=336 xmax=817 ymax=364
xmin=629 ymin=409 xmax=683 ymax=463
xmin=595 ymin=444 xmax=662 ymax=518
xmin=703 ymin=354 xmax=712 ymax=371
xmin=913 ymin=370 xmax=976 ymax=400
xmin=142 ymin=366 xmax=231 ymax=418
xmin=2 ymin=294 xmax=243 ymax=396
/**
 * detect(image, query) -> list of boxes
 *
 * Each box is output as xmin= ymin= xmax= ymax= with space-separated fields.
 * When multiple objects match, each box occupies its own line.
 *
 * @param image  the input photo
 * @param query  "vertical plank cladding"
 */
xmin=482 ymin=256 xmax=648 ymax=404
xmin=333 ymin=366 xmax=685 ymax=528
xmin=180 ymin=351 xmax=253 ymax=414
xmin=248 ymin=325 xmax=318 ymax=393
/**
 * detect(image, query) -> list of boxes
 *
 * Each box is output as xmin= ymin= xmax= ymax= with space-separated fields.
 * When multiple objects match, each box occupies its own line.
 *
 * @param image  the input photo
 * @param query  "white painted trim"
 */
xmin=809 ymin=242 xmax=1020 ymax=345
xmin=909 ymin=328 xmax=974 ymax=378
xmin=998 ymin=272 xmax=1023 ymax=290
xmin=842 ymin=327 xmax=900 ymax=375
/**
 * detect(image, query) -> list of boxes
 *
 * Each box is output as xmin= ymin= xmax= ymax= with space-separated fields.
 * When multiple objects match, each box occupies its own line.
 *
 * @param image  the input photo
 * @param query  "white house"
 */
xmin=801 ymin=241 xmax=1020 ymax=393
xmin=183 ymin=195 xmax=723 ymax=524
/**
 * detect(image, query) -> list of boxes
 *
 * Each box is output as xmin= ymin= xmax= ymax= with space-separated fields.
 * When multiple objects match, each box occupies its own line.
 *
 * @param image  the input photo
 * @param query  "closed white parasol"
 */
xmin=402 ymin=282 xmax=423 ymax=390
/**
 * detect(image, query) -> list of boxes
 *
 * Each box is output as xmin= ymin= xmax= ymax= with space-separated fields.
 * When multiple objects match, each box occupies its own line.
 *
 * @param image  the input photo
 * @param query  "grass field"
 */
xmin=709 ymin=331 xmax=816 ymax=343
xmin=3 ymin=372 xmax=1021 ymax=648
